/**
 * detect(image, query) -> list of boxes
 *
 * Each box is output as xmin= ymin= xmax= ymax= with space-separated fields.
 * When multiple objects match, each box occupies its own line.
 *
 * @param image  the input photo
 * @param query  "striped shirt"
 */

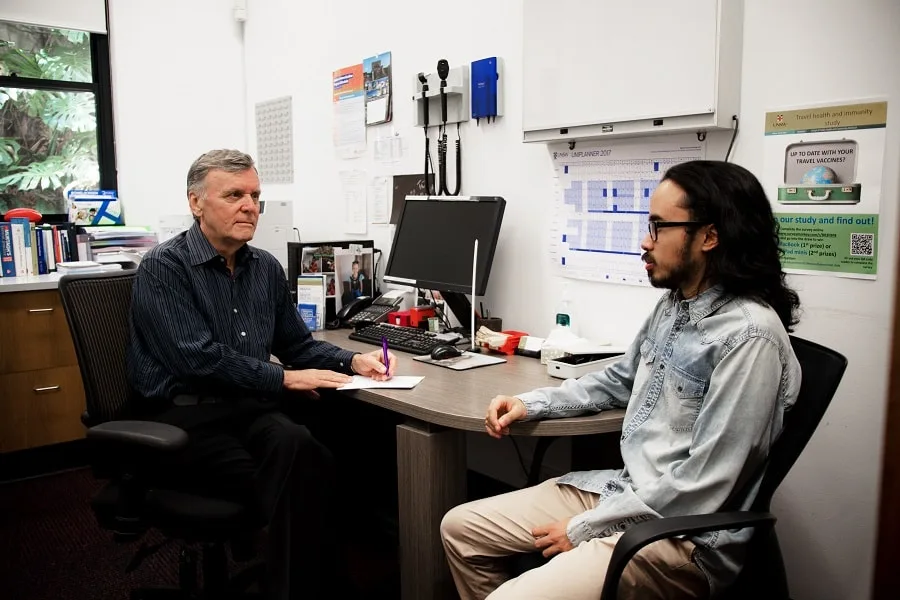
xmin=126 ymin=222 xmax=357 ymax=402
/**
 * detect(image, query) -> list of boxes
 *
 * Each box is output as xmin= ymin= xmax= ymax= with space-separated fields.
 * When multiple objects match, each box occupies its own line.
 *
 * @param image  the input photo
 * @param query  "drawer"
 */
xmin=0 ymin=290 xmax=78 ymax=373
xmin=0 ymin=365 xmax=86 ymax=452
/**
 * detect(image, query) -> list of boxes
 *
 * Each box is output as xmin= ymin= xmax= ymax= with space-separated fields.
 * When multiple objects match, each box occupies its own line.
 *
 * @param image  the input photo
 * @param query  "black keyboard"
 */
xmin=349 ymin=322 xmax=452 ymax=355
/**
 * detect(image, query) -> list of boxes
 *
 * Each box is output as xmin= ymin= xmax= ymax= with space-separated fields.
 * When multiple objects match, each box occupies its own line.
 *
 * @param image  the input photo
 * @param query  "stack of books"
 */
xmin=56 ymin=261 xmax=123 ymax=275
xmin=0 ymin=219 xmax=79 ymax=278
xmin=80 ymin=227 xmax=158 ymax=266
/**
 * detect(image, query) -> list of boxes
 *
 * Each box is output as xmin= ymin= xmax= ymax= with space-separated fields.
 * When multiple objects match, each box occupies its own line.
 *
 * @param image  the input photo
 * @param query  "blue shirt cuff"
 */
xmin=335 ymin=349 xmax=359 ymax=375
xmin=517 ymin=391 xmax=548 ymax=421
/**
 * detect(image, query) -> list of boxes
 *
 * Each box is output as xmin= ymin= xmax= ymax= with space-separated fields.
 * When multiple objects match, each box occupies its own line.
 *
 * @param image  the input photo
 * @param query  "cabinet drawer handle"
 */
xmin=28 ymin=308 xmax=55 ymax=313
xmin=34 ymin=385 xmax=61 ymax=393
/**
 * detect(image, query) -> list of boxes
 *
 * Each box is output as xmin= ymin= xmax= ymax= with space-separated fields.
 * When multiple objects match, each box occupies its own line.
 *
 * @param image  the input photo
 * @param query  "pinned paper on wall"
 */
xmin=370 ymin=176 xmax=391 ymax=224
xmin=548 ymin=135 xmax=705 ymax=286
xmin=374 ymin=132 xmax=405 ymax=164
xmin=333 ymin=64 xmax=366 ymax=159
xmin=363 ymin=51 xmax=392 ymax=125
xmin=158 ymin=214 xmax=195 ymax=243
xmin=340 ymin=169 xmax=367 ymax=234
xmin=255 ymin=96 xmax=294 ymax=183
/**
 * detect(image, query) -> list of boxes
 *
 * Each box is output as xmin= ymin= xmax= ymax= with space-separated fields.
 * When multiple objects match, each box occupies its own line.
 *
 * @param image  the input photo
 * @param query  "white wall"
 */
xmin=107 ymin=0 xmax=247 ymax=229
xmin=737 ymin=3 xmax=899 ymax=599
xmin=94 ymin=0 xmax=898 ymax=598
xmin=238 ymin=2 xmax=899 ymax=599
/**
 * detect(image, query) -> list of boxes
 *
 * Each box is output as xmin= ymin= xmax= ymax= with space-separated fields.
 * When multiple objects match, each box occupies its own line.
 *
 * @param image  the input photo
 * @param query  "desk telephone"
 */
xmin=338 ymin=294 xmax=404 ymax=327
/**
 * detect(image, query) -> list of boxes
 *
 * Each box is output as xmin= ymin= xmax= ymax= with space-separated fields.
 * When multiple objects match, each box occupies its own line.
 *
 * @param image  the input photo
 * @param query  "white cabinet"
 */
xmin=522 ymin=0 xmax=744 ymax=143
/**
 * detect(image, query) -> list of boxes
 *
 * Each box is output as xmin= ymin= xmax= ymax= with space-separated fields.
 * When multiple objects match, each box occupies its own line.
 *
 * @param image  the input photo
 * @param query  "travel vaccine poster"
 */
xmin=332 ymin=63 xmax=366 ymax=158
xmin=762 ymin=100 xmax=887 ymax=279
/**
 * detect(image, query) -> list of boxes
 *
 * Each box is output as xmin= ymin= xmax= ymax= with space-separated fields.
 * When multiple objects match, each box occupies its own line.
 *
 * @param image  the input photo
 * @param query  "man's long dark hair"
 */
xmin=662 ymin=160 xmax=801 ymax=331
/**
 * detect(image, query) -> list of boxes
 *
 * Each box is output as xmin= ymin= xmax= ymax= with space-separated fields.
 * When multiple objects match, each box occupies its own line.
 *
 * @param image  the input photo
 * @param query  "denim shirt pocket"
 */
xmin=640 ymin=339 xmax=657 ymax=365
xmin=630 ymin=339 xmax=657 ymax=399
xmin=665 ymin=365 xmax=706 ymax=432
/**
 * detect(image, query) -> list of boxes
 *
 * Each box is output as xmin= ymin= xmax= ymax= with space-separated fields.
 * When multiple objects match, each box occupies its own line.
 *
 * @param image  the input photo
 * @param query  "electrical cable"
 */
xmin=419 ymin=72 xmax=435 ymax=195
xmin=425 ymin=128 xmax=435 ymax=194
xmin=373 ymin=248 xmax=382 ymax=296
xmin=437 ymin=123 xmax=463 ymax=196
xmin=435 ymin=59 xmax=461 ymax=196
xmin=427 ymin=289 xmax=454 ymax=331
xmin=725 ymin=115 xmax=740 ymax=162
xmin=438 ymin=125 xmax=447 ymax=195
xmin=508 ymin=437 xmax=531 ymax=482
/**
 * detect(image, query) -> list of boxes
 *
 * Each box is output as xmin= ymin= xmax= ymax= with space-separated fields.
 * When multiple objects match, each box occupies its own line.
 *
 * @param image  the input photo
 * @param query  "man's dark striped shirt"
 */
xmin=126 ymin=222 xmax=357 ymax=402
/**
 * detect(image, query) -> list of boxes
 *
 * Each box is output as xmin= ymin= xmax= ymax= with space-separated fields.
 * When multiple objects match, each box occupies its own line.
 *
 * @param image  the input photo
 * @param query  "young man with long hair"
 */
xmin=441 ymin=160 xmax=802 ymax=600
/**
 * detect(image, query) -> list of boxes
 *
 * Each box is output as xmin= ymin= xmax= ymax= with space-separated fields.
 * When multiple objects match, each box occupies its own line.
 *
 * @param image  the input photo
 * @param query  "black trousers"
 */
xmin=149 ymin=394 xmax=343 ymax=600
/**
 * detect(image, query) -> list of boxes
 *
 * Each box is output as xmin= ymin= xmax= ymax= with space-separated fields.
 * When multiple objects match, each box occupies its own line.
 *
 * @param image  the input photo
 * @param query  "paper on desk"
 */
xmin=337 ymin=375 xmax=424 ymax=390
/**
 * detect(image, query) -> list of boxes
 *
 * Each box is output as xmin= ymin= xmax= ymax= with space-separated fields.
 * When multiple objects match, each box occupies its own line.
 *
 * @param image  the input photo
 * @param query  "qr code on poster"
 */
xmin=850 ymin=233 xmax=874 ymax=257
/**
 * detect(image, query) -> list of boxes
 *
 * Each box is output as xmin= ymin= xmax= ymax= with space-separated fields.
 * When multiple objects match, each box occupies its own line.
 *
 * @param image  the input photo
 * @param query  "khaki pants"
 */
xmin=440 ymin=478 xmax=709 ymax=600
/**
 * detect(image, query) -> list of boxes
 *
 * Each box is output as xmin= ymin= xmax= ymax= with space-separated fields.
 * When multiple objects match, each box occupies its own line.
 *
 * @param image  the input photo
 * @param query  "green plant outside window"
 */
xmin=0 ymin=22 xmax=101 ymax=215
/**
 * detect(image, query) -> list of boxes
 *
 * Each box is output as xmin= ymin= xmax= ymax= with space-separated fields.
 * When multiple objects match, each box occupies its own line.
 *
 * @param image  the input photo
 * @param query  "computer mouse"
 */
xmin=430 ymin=344 xmax=463 ymax=360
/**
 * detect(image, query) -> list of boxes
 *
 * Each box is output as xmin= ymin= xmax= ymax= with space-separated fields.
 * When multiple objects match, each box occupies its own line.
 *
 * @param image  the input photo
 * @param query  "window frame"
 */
xmin=0 ymin=27 xmax=117 ymax=220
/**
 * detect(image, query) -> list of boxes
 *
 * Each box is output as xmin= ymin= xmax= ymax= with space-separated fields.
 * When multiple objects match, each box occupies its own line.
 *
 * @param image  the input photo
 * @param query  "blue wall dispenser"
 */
xmin=471 ymin=57 xmax=502 ymax=125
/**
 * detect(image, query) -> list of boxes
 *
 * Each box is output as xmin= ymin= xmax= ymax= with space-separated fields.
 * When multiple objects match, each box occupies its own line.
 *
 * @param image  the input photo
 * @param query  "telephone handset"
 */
xmin=341 ymin=294 xmax=404 ymax=327
xmin=336 ymin=296 xmax=374 ymax=323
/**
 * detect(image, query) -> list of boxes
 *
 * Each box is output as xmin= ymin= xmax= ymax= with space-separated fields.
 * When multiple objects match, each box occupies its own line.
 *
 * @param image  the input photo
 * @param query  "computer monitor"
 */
xmin=384 ymin=195 xmax=505 ymax=323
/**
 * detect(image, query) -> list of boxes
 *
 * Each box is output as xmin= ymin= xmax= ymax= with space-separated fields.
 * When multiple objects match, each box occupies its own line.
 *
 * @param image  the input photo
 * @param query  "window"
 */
xmin=0 ymin=20 xmax=116 ymax=216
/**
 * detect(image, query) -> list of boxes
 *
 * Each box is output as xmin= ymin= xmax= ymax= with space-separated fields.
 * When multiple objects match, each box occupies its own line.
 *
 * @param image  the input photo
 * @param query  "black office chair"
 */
xmin=59 ymin=270 xmax=263 ymax=599
xmin=597 ymin=335 xmax=848 ymax=599
xmin=513 ymin=336 xmax=847 ymax=599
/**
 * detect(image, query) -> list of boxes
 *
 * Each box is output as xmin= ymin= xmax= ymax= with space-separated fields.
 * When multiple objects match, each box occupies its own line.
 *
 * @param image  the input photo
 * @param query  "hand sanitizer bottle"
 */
xmin=555 ymin=283 xmax=574 ymax=331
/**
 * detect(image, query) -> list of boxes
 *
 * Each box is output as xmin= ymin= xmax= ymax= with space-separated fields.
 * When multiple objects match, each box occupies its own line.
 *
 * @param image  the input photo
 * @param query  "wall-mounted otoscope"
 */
xmin=437 ymin=59 xmax=450 ymax=124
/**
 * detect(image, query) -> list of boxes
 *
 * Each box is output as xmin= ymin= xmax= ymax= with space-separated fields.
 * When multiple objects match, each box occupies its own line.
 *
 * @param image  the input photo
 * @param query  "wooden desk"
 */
xmin=316 ymin=331 xmax=624 ymax=600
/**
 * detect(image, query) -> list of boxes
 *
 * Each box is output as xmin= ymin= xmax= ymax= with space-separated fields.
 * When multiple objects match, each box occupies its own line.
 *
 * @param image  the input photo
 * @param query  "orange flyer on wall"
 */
xmin=333 ymin=64 xmax=364 ymax=103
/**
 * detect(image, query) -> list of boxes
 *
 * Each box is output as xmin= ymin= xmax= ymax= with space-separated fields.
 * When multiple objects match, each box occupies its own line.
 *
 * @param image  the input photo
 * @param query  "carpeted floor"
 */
xmin=0 ymin=467 xmax=399 ymax=599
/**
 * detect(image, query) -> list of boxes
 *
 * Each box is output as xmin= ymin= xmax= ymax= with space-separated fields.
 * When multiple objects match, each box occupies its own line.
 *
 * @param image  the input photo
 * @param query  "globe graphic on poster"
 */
xmin=800 ymin=165 xmax=838 ymax=185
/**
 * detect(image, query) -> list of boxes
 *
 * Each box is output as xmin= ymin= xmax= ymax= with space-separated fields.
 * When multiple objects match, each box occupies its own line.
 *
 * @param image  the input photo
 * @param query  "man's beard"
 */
xmin=647 ymin=239 xmax=698 ymax=291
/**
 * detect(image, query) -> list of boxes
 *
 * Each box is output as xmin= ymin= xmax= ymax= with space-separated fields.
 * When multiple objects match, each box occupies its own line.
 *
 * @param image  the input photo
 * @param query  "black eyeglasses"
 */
xmin=647 ymin=221 xmax=709 ymax=242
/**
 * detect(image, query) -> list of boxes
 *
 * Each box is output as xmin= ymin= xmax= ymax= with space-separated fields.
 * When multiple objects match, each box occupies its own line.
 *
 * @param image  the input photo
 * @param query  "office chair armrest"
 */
xmin=87 ymin=420 xmax=189 ymax=451
xmin=600 ymin=511 xmax=776 ymax=598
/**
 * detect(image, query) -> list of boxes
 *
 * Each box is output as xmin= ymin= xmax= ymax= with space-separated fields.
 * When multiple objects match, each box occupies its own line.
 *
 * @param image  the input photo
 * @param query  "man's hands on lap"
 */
xmin=484 ymin=395 xmax=527 ymax=438
xmin=532 ymin=519 xmax=574 ymax=558
xmin=351 ymin=349 xmax=398 ymax=381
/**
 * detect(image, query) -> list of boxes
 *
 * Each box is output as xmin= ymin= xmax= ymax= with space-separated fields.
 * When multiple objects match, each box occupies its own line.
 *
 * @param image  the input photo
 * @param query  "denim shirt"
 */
xmin=516 ymin=286 xmax=801 ymax=595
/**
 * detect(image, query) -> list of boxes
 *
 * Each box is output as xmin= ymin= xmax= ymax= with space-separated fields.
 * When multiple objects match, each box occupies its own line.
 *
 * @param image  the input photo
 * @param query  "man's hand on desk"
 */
xmin=283 ymin=369 xmax=352 ymax=391
xmin=485 ymin=395 xmax=527 ymax=439
xmin=351 ymin=350 xmax=398 ymax=382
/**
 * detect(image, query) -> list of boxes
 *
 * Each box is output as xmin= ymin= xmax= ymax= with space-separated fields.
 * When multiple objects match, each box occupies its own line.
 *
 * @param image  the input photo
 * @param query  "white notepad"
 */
xmin=337 ymin=375 xmax=424 ymax=390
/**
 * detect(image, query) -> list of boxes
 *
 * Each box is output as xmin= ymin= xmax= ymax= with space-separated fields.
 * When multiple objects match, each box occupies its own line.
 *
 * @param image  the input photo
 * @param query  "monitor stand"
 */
xmin=440 ymin=291 xmax=472 ymax=329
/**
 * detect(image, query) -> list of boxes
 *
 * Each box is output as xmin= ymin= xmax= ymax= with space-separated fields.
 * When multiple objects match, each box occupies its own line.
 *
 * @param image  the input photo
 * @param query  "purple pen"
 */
xmin=381 ymin=335 xmax=390 ymax=376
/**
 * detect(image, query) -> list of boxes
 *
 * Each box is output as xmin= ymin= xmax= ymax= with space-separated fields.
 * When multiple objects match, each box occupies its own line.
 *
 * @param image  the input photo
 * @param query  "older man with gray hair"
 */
xmin=126 ymin=149 xmax=396 ymax=599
